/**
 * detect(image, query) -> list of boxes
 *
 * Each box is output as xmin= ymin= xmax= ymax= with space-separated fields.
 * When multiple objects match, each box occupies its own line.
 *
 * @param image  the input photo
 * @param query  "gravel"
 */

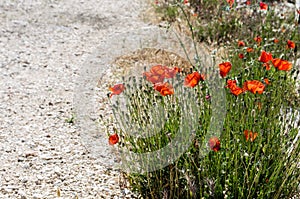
xmin=0 ymin=0 xmax=150 ymax=198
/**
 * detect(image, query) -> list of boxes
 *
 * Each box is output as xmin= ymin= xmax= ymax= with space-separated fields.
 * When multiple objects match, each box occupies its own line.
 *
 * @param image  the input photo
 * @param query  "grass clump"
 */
xmin=104 ymin=1 xmax=300 ymax=198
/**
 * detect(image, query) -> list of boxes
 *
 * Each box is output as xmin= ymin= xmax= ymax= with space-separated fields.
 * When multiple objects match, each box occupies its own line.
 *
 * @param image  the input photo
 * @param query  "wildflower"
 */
xmin=184 ymin=71 xmax=205 ymax=88
xmin=144 ymin=65 xmax=179 ymax=84
xmin=246 ymin=0 xmax=251 ymax=5
xmin=143 ymin=71 xmax=164 ymax=84
xmin=287 ymin=40 xmax=295 ymax=49
xmin=263 ymin=63 xmax=271 ymax=70
xmin=238 ymin=40 xmax=245 ymax=47
xmin=274 ymin=38 xmax=279 ymax=43
xmin=226 ymin=80 xmax=243 ymax=96
xmin=264 ymin=78 xmax=270 ymax=85
xmin=143 ymin=65 xmax=165 ymax=84
xmin=150 ymin=65 xmax=165 ymax=76
xmin=239 ymin=53 xmax=245 ymax=59
xmin=109 ymin=133 xmax=119 ymax=145
xmin=259 ymin=2 xmax=268 ymax=10
xmin=254 ymin=36 xmax=262 ymax=44
xmin=246 ymin=47 xmax=254 ymax=53
xmin=208 ymin=137 xmax=221 ymax=152
xmin=244 ymin=130 xmax=258 ymax=142
xmin=259 ymin=51 xmax=272 ymax=63
xmin=272 ymin=58 xmax=292 ymax=71
xmin=154 ymin=82 xmax=174 ymax=96
xmin=227 ymin=0 xmax=234 ymax=8
xmin=259 ymin=51 xmax=272 ymax=70
xmin=243 ymin=80 xmax=265 ymax=94
xmin=219 ymin=62 xmax=232 ymax=78
xmin=164 ymin=67 xmax=179 ymax=79
xmin=109 ymin=84 xmax=125 ymax=98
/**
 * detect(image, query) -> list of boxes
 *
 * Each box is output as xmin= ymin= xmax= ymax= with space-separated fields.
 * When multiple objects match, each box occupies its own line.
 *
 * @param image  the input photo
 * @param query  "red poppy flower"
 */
xmin=254 ymin=36 xmax=262 ymax=44
xmin=154 ymin=82 xmax=174 ymax=96
xmin=164 ymin=67 xmax=179 ymax=79
xmin=209 ymin=137 xmax=221 ymax=152
xmin=287 ymin=40 xmax=295 ymax=49
xmin=238 ymin=40 xmax=245 ymax=47
xmin=274 ymin=38 xmax=279 ymax=43
xmin=246 ymin=47 xmax=254 ymax=53
xmin=144 ymin=65 xmax=179 ymax=84
xmin=246 ymin=0 xmax=251 ymax=5
xmin=264 ymin=78 xmax=270 ymax=85
xmin=226 ymin=79 xmax=237 ymax=88
xmin=244 ymin=130 xmax=258 ymax=142
xmin=259 ymin=2 xmax=268 ymax=10
xmin=272 ymin=58 xmax=292 ymax=71
xmin=219 ymin=62 xmax=232 ymax=78
xmin=226 ymin=80 xmax=243 ymax=96
xmin=227 ymin=0 xmax=234 ymax=8
xmin=263 ymin=63 xmax=271 ymax=70
xmin=239 ymin=53 xmax=245 ymax=59
xmin=184 ymin=0 xmax=189 ymax=5
xmin=109 ymin=84 xmax=125 ymax=98
xmin=259 ymin=51 xmax=272 ymax=63
xmin=243 ymin=80 xmax=265 ymax=94
xmin=150 ymin=65 xmax=165 ymax=76
xmin=109 ymin=133 xmax=119 ymax=145
xmin=184 ymin=71 xmax=205 ymax=88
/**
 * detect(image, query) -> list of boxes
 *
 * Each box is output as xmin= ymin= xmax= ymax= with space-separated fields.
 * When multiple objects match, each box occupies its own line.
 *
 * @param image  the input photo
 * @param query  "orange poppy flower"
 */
xmin=244 ymin=130 xmax=258 ymax=142
xmin=109 ymin=133 xmax=119 ymax=145
xmin=259 ymin=2 xmax=268 ymax=10
xmin=246 ymin=47 xmax=254 ymax=53
xmin=254 ymin=36 xmax=262 ymax=44
xmin=243 ymin=80 xmax=265 ymax=94
xmin=164 ymin=67 xmax=179 ymax=79
xmin=263 ymin=63 xmax=271 ymax=70
xmin=143 ymin=72 xmax=164 ymax=84
xmin=154 ymin=82 xmax=174 ymax=96
xmin=208 ymin=137 xmax=220 ymax=152
xmin=226 ymin=79 xmax=237 ymax=88
xmin=259 ymin=51 xmax=272 ymax=63
xmin=238 ymin=40 xmax=245 ymax=47
xmin=226 ymin=80 xmax=243 ymax=96
xmin=150 ymin=65 xmax=165 ymax=75
xmin=239 ymin=53 xmax=245 ymax=59
xmin=272 ymin=58 xmax=292 ymax=71
xmin=274 ymin=38 xmax=279 ymax=43
xmin=287 ymin=40 xmax=295 ymax=49
xmin=184 ymin=71 xmax=205 ymax=88
xmin=227 ymin=0 xmax=234 ymax=8
xmin=144 ymin=65 xmax=180 ymax=83
xmin=264 ymin=78 xmax=270 ymax=85
xmin=219 ymin=62 xmax=232 ymax=78
xmin=109 ymin=84 xmax=125 ymax=98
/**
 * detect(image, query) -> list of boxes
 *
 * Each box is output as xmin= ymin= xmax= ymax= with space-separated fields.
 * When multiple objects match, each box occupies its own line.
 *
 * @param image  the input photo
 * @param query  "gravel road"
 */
xmin=0 ymin=0 xmax=150 ymax=198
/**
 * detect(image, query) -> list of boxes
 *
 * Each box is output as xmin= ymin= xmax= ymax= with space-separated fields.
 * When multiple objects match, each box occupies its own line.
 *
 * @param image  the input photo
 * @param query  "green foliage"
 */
xmin=107 ymin=1 xmax=300 ymax=198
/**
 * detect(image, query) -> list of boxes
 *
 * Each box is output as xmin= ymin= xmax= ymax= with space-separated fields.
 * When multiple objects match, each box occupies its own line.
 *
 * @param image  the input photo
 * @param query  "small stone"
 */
xmin=24 ymin=150 xmax=38 ymax=158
